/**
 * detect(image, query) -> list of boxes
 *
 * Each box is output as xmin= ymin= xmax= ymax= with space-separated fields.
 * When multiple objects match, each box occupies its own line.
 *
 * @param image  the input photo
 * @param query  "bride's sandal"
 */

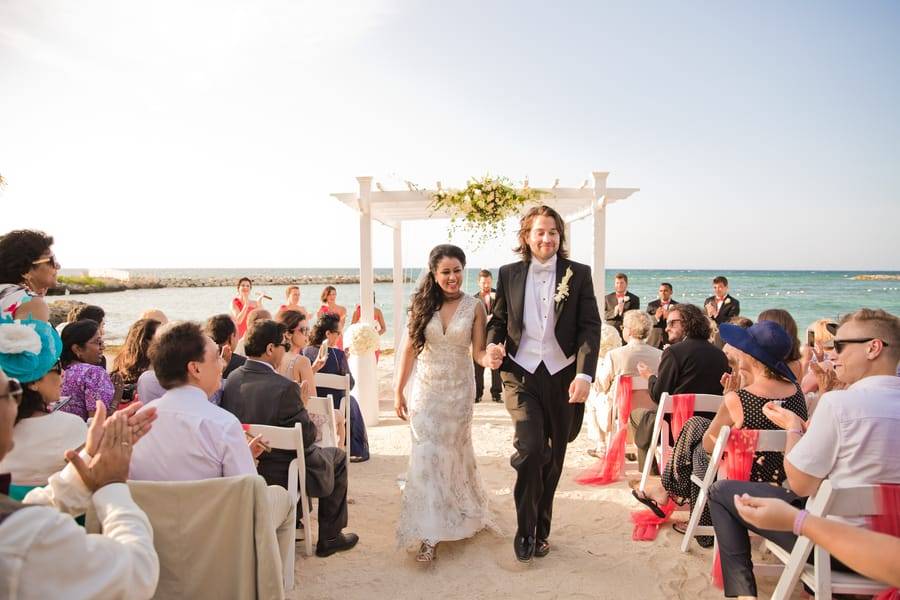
xmin=416 ymin=541 xmax=437 ymax=563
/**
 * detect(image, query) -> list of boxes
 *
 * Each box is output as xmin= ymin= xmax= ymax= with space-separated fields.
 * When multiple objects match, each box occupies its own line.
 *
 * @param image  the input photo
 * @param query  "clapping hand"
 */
xmin=720 ymin=371 xmax=742 ymax=394
xmin=85 ymin=401 xmax=158 ymax=457
xmin=762 ymin=401 xmax=806 ymax=432
xmin=809 ymin=361 xmax=845 ymax=393
xmin=311 ymin=352 xmax=327 ymax=373
xmin=68 ymin=410 xmax=133 ymax=492
xmin=733 ymin=494 xmax=799 ymax=532
xmin=654 ymin=306 xmax=665 ymax=320
xmin=705 ymin=302 xmax=718 ymax=318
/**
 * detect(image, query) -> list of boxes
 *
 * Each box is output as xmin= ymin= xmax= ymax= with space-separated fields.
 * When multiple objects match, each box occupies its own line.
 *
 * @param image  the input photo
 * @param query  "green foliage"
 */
xmin=57 ymin=275 xmax=108 ymax=287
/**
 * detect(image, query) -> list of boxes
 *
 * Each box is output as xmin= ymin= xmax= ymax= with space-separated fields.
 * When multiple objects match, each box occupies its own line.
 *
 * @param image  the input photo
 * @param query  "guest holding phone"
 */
xmin=0 ymin=319 xmax=86 ymax=487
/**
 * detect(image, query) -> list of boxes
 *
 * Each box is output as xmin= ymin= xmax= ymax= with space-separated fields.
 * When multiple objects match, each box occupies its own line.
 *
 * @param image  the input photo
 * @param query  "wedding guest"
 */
xmin=317 ymin=285 xmax=346 ymax=349
xmin=634 ymin=304 xmax=729 ymax=473
xmin=0 ymin=319 xmax=86 ymax=486
xmin=723 ymin=317 xmax=754 ymax=388
xmin=757 ymin=308 xmax=802 ymax=381
xmin=586 ymin=324 xmax=623 ymax=458
xmin=0 ymin=229 xmax=58 ymax=322
xmin=632 ymin=320 xmax=806 ymax=547
xmin=233 ymin=308 xmax=272 ymax=356
xmin=278 ymin=285 xmax=309 ymax=319
xmin=303 ymin=312 xmax=369 ymax=462
xmin=0 ymin=365 xmax=160 ymax=600
xmin=231 ymin=277 xmax=266 ymax=340
xmin=704 ymin=275 xmax=740 ymax=325
xmin=603 ymin=273 xmax=639 ymax=336
xmin=800 ymin=318 xmax=838 ymax=396
xmin=470 ymin=270 xmax=501 ymax=403
xmin=592 ymin=311 xmax=661 ymax=458
xmin=204 ymin=314 xmax=246 ymax=378
xmin=140 ymin=308 xmax=168 ymax=324
xmin=59 ymin=319 xmax=115 ymax=420
xmin=110 ymin=318 xmax=161 ymax=407
xmin=707 ymin=308 xmax=900 ymax=599
xmin=71 ymin=305 xmax=106 ymax=334
xmin=646 ymin=282 xmax=678 ymax=349
xmin=222 ymin=320 xmax=359 ymax=557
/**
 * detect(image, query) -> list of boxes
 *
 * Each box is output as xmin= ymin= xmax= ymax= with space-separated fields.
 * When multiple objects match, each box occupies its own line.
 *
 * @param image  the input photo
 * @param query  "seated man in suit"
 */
xmin=221 ymin=320 xmax=358 ymax=558
xmin=604 ymin=272 xmax=640 ymax=336
xmin=704 ymin=275 xmax=740 ymax=325
xmin=646 ymin=282 xmax=678 ymax=349
xmin=634 ymin=304 xmax=729 ymax=473
xmin=128 ymin=321 xmax=296 ymax=574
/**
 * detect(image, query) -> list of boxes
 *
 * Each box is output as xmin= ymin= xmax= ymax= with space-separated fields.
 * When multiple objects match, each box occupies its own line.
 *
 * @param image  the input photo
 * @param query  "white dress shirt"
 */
xmin=511 ymin=255 xmax=590 ymax=381
xmin=1 ymin=457 xmax=159 ymax=600
xmin=129 ymin=385 xmax=256 ymax=482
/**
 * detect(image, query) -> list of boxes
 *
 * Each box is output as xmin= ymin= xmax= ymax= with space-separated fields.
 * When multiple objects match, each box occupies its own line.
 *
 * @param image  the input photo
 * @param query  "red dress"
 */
xmin=232 ymin=298 xmax=257 ymax=339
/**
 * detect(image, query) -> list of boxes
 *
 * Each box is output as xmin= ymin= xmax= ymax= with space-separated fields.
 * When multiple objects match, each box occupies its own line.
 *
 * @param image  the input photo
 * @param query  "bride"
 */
xmin=394 ymin=244 xmax=502 ymax=563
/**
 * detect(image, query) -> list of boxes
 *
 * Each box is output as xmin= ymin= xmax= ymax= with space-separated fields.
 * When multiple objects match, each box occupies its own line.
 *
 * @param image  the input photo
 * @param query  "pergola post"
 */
xmin=592 ymin=171 xmax=609 ymax=307
xmin=355 ymin=176 xmax=378 ymax=426
xmin=392 ymin=224 xmax=404 ymax=358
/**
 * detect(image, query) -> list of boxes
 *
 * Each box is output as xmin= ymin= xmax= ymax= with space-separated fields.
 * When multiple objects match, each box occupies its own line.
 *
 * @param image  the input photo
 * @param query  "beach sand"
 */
xmin=288 ymin=354 xmax=791 ymax=600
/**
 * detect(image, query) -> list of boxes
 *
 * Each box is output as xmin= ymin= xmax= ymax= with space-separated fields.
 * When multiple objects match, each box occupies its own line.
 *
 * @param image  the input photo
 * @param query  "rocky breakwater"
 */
xmin=852 ymin=274 xmax=900 ymax=281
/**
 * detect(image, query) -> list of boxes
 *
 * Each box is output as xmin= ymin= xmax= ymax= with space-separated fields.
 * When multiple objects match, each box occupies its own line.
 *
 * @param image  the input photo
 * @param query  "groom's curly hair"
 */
xmin=513 ymin=205 xmax=568 ymax=262
xmin=407 ymin=244 xmax=467 ymax=355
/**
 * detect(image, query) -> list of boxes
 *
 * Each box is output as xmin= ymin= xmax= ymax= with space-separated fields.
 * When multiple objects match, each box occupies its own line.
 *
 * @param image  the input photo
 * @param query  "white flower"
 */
xmin=0 ymin=322 xmax=41 ymax=354
xmin=553 ymin=267 xmax=574 ymax=304
xmin=343 ymin=322 xmax=380 ymax=355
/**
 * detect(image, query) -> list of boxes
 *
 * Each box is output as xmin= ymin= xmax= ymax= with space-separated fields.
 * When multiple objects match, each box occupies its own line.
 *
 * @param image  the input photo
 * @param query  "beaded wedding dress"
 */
xmin=396 ymin=294 xmax=499 ymax=548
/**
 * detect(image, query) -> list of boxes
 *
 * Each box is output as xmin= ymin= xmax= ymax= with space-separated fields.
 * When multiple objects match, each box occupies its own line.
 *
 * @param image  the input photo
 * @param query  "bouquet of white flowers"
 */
xmin=343 ymin=322 xmax=380 ymax=355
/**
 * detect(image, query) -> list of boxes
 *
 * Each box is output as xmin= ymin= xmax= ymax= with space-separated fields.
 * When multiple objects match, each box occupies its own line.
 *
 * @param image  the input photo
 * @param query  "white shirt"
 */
xmin=129 ymin=385 xmax=256 ymax=482
xmin=0 ymin=411 xmax=86 ymax=485
xmin=511 ymin=256 xmax=589 ymax=381
xmin=787 ymin=375 xmax=900 ymax=525
xmin=1 ymin=457 xmax=159 ymax=600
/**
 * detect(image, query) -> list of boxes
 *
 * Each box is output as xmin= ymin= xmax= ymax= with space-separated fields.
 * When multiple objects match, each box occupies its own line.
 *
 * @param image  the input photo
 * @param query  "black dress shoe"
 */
xmin=492 ymin=396 xmax=502 ymax=403
xmin=514 ymin=534 xmax=535 ymax=563
xmin=534 ymin=538 xmax=550 ymax=558
xmin=315 ymin=532 xmax=359 ymax=557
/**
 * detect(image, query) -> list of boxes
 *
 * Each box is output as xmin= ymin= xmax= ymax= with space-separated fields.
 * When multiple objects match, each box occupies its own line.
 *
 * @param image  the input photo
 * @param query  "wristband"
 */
xmin=792 ymin=509 xmax=809 ymax=536
xmin=787 ymin=428 xmax=804 ymax=436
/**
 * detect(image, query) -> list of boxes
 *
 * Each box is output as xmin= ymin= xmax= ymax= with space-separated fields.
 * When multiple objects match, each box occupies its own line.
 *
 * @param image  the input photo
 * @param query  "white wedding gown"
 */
xmin=396 ymin=294 xmax=499 ymax=548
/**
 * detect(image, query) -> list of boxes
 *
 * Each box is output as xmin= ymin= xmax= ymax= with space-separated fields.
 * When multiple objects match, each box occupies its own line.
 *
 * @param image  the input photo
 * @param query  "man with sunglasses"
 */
xmin=707 ymin=308 xmax=900 ymax=599
xmin=221 ymin=320 xmax=358 ymax=558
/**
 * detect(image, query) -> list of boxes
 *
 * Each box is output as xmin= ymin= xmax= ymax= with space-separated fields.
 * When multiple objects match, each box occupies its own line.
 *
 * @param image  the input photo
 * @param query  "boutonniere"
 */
xmin=724 ymin=297 xmax=731 ymax=305
xmin=554 ymin=267 xmax=574 ymax=304
xmin=490 ymin=292 xmax=496 ymax=301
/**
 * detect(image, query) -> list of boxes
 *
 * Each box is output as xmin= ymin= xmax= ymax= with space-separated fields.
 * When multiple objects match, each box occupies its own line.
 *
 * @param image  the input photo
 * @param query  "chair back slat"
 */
xmin=314 ymin=372 xmax=350 ymax=393
xmin=306 ymin=394 xmax=339 ymax=448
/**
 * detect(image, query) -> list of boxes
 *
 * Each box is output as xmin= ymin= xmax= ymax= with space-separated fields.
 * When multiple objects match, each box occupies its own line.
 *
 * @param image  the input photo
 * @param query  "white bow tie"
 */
xmin=531 ymin=262 xmax=555 ymax=274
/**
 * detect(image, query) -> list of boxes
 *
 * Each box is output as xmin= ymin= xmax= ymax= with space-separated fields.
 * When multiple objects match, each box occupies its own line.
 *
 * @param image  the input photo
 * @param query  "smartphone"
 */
xmin=318 ymin=339 xmax=330 ymax=359
xmin=50 ymin=396 xmax=73 ymax=412
xmin=807 ymin=330 xmax=816 ymax=347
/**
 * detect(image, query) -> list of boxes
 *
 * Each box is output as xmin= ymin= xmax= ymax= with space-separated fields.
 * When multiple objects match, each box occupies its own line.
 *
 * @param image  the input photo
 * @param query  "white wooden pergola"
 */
xmin=331 ymin=170 xmax=638 ymax=426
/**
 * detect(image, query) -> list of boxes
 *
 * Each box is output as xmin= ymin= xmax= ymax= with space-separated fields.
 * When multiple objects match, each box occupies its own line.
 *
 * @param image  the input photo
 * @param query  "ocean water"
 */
xmin=58 ymin=268 xmax=900 ymax=346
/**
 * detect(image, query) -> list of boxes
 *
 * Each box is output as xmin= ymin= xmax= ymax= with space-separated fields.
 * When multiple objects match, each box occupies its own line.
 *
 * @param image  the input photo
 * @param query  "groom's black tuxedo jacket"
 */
xmin=486 ymin=257 xmax=602 ymax=380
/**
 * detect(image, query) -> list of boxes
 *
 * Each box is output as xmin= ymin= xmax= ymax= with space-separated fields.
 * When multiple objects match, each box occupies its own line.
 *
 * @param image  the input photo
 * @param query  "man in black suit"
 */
xmin=204 ymin=314 xmax=246 ymax=378
xmin=704 ymin=275 xmax=740 ymax=324
xmin=221 ymin=320 xmax=358 ymax=557
xmin=646 ymin=282 xmax=678 ymax=349
xmin=634 ymin=303 xmax=729 ymax=472
xmin=473 ymin=269 xmax=502 ymax=403
xmin=486 ymin=205 xmax=601 ymax=563
xmin=603 ymin=272 xmax=640 ymax=336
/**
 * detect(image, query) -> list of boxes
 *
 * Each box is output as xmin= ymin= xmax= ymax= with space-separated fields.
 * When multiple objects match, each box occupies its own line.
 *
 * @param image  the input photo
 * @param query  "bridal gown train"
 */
xmin=396 ymin=294 xmax=499 ymax=548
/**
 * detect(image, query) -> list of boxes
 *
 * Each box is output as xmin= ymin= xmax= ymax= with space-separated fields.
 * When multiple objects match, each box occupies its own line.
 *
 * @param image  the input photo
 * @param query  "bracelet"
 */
xmin=792 ymin=509 xmax=809 ymax=536
xmin=787 ymin=428 xmax=804 ymax=436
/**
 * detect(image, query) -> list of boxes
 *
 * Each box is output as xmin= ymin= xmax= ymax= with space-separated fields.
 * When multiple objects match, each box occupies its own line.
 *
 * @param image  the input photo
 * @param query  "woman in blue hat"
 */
xmin=0 ymin=319 xmax=87 ymax=486
xmin=632 ymin=319 xmax=807 ymax=545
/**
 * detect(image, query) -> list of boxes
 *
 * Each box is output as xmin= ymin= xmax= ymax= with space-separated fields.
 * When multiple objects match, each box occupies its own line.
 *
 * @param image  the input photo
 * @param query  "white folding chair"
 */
xmin=314 ymin=372 xmax=352 ymax=455
xmin=765 ymin=481 xmax=890 ymax=599
xmin=639 ymin=392 xmax=724 ymax=492
xmin=680 ymin=426 xmax=787 ymax=552
xmin=245 ymin=423 xmax=312 ymax=560
xmin=306 ymin=394 xmax=339 ymax=449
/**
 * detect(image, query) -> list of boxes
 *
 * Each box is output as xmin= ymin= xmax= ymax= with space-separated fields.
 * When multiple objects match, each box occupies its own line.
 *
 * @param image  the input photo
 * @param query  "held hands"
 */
xmin=484 ymin=342 xmax=506 ymax=370
xmin=762 ymin=401 xmax=806 ymax=432
xmin=67 ymin=410 xmax=133 ymax=492
xmin=85 ymin=401 xmax=158 ymax=457
xmin=568 ymin=378 xmax=590 ymax=404
xmin=733 ymin=494 xmax=799 ymax=532
xmin=394 ymin=390 xmax=409 ymax=421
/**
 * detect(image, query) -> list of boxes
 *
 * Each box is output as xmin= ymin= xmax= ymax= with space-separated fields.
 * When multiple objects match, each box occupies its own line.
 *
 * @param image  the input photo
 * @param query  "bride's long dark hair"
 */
xmin=408 ymin=244 xmax=467 ymax=355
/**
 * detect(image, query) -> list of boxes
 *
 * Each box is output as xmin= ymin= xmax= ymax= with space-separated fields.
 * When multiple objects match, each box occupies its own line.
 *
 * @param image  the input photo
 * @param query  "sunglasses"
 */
xmin=832 ymin=338 xmax=889 ymax=354
xmin=667 ymin=319 xmax=684 ymax=326
xmin=2 ymin=378 xmax=23 ymax=405
xmin=49 ymin=360 xmax=63 ymax=375
xmin=32 ymin=254 xmax=60 ymax=269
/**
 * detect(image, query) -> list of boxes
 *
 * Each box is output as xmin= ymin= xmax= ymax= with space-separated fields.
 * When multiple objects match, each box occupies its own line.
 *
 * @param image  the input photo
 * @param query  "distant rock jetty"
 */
xmin=851 ymin=274 xmax=900 ymax=281
xmin=48 ymin=273 xmax=407 ymax=295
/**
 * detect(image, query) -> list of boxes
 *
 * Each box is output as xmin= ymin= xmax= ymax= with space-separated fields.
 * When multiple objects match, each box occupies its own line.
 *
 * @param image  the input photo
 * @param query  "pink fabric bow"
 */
xmin=576 ymin=376 xmax=633 ymax=486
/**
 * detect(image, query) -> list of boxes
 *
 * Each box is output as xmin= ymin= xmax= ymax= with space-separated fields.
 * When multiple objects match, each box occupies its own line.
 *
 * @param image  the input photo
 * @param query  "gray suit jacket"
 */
xmin=220 ymin=360 xmax=337 ymax=496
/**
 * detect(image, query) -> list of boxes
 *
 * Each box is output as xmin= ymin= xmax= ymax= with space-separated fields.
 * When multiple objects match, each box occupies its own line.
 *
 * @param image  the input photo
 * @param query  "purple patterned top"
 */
xmin=59 ymin=362 xmax=115 ymax=421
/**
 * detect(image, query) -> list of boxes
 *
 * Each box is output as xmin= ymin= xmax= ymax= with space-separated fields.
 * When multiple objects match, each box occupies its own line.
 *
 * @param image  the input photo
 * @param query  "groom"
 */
xmin=486 ymin=205 xmax=601 ymax=562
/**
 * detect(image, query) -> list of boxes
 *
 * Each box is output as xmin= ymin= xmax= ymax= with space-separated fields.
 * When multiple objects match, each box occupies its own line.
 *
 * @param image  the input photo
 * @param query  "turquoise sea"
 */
xmin=60 ymin=268 xmax=900 ymax=346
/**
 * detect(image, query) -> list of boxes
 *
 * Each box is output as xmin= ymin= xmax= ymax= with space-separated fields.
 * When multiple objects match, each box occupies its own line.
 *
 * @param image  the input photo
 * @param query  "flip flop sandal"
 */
xmin=631 ymin=489 xmax=667 ymax=519
xmin=672 ymin=522 xmax=688 ymax=535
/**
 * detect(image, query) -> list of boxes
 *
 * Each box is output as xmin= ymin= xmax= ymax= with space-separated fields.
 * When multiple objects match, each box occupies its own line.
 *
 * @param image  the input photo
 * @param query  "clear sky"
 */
xmin=2 ymin=1 xmax=898 ymax=271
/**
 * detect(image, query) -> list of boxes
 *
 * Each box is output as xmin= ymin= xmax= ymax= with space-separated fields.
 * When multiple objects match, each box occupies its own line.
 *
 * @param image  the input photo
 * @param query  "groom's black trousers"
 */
xmin=501 ymin=361 xmax=576 ymax=540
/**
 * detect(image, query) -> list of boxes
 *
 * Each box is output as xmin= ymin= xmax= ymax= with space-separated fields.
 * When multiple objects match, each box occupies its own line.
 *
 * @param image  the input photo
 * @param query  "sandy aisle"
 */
xmin=289 ymin=355 xmax=788 ymax=600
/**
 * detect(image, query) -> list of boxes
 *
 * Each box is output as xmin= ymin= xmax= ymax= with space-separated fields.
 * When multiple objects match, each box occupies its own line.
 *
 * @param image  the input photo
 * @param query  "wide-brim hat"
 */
xmin=719 ymin=320 xmax=797 ymax=383
xmin=0 ymin=318 xmax=63 ymax=383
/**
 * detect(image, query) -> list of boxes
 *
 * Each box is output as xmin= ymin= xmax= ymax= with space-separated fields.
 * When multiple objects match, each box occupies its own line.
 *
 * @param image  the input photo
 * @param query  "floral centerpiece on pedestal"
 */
xmin=343 ymin=322 xmax=380 ymax=356
xmin=429 ymin=175 xmax=545 ymax=247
